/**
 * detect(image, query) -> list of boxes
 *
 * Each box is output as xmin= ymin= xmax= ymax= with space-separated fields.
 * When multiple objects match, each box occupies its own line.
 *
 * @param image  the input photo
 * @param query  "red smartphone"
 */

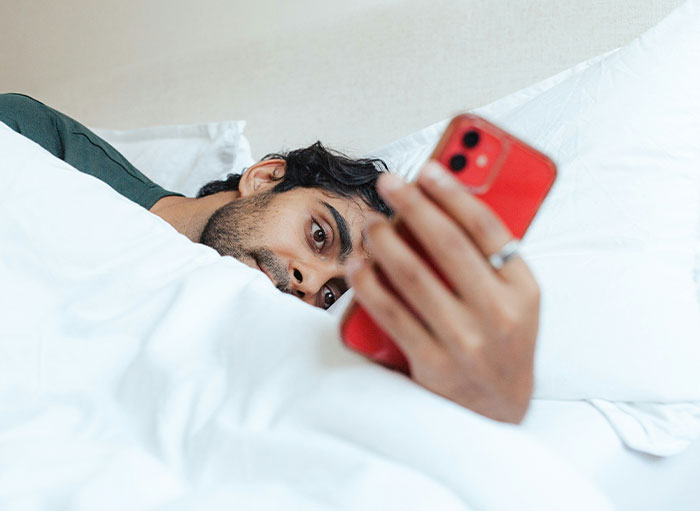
xmin=340 ymin=113 xmax=557 ymax=375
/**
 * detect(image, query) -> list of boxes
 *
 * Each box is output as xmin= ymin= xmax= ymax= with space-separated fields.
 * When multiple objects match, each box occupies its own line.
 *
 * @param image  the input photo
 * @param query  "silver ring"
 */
xmin=488 ymin=239 xmax=521 ymax=270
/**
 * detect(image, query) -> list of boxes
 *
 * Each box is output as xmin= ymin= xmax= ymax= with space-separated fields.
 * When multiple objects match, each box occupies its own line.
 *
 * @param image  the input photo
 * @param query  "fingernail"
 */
xmin=422 ymin=161 xmax=452 ymax=187
xmin=378 ymin=173 xmax=405 ymax=194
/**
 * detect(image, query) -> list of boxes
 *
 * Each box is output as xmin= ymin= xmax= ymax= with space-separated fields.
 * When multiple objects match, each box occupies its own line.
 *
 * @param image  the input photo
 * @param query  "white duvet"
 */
xmin=0 ymin=124 xmax=610 ymax=508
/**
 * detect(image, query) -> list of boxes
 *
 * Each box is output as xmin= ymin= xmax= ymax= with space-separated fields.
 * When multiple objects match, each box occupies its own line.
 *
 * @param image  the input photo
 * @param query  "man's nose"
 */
xmin=290 ymin=262 xmax=337 ymax=305
xmin=291 ymin=268 xmax=307 ymax=298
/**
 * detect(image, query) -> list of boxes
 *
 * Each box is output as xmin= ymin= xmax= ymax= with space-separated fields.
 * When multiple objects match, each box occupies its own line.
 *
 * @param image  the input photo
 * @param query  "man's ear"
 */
xmin=238 ymin=159 xmax=286 ymax=198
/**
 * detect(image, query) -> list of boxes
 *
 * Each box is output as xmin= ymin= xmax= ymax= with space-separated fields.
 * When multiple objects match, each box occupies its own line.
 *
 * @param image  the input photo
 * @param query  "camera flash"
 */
xmin=476 ymin=154 xmax=488 ymax=167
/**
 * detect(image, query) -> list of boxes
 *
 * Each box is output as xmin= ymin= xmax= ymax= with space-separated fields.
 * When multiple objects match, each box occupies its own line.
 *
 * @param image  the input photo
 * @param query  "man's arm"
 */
xmin=346 ymin=161 xmax=540 ymax=423
xmin=0 ymin=93 xmax=181 ymax=209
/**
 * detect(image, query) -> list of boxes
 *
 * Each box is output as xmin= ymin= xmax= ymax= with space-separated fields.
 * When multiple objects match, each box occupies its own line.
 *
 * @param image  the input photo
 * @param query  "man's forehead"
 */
xmin=314 ymin=190 xmax=364 ymax=212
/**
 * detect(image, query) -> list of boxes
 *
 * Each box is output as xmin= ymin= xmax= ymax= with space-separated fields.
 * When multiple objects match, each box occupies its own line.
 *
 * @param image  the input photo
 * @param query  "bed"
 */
xmin=0 ymin=120 xmax=609 ymax=509
xmin=523 ymin=400 xmax=700 ymax=509
xmin=2 ymin=1 xmax=700 ymax=509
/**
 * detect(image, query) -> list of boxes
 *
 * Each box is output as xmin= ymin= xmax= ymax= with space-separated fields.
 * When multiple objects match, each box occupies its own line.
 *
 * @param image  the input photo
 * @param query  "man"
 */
xmin=1 ymin=92 xmax=540 ymax=423
xmin=0 ymin=93 xmax=388 ymax=310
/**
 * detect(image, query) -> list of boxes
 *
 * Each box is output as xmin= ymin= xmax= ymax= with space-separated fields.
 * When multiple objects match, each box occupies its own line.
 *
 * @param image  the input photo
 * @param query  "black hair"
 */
xmin=196 ymin=141 xmax=393 ymax=217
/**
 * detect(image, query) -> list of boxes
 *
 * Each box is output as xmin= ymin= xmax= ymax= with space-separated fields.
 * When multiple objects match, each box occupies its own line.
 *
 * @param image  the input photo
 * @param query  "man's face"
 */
xmin=200 ymin=186 xmax=372 ymax=309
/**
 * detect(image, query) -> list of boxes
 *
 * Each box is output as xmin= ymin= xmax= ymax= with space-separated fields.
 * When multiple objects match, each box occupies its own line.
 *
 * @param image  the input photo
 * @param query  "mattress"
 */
xmin=522 ymin=400 xmax=700 ymax=509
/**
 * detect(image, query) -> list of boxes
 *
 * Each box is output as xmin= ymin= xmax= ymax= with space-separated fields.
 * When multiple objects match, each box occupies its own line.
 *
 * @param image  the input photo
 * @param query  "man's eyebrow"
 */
xmin=321 ymin=201 xmax=352 ymax=262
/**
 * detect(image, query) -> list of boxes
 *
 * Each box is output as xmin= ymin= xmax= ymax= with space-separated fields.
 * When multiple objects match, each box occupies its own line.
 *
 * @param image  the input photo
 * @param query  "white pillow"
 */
xmin=364 ymin=48 xmax=620 ymax=182
xmin=486 ymin=0 xmax=700 ymax=402
xmin=359 ymin=0 xmax=700 ymax=455
xmin=93 ymin=121 xmax=255 ymax=197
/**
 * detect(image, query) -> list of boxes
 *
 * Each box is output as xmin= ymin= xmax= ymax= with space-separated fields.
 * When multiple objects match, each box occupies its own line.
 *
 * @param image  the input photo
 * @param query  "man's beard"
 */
xmin=200 ymin=191 xmax=291 ymax=293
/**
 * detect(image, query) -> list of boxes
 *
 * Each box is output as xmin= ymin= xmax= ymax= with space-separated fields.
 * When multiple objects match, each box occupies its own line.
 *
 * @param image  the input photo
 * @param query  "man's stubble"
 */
xmin=200 ymin=191 xmax=292 ymax=293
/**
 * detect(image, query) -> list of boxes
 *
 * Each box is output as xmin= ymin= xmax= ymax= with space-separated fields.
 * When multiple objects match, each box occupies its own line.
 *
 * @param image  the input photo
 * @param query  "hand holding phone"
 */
xmin=340 ymin=114 xmax=555 ymax=423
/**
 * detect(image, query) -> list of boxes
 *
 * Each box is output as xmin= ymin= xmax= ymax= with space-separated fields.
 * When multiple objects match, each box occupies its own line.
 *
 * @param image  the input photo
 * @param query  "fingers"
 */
xmin=415 ymin=161 xmax=534 ymax=287
xmin=345 ymin=255 xmax=441 ymax=367
xmin=376 ymin=171 xmax=499 ymax=304
xmin=361 ymin=215 xmax=481 ymax=349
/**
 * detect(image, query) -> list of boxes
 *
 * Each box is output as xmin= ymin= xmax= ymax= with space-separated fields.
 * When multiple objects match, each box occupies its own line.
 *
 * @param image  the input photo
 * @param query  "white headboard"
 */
xmin=0 ymin=0 xmax=684 ymax=157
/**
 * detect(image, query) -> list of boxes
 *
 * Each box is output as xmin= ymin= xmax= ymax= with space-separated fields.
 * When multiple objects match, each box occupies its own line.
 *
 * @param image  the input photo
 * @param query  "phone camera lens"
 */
xmin=449 ymin=154 xmax=467 ymax=172
xmin=462 ymin=130 xmax=480 ymax=148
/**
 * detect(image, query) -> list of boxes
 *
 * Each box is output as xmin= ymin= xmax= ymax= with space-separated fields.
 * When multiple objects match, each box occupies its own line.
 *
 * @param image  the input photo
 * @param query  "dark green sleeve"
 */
xmin=0 ymin=93 xmax=183 ymax=210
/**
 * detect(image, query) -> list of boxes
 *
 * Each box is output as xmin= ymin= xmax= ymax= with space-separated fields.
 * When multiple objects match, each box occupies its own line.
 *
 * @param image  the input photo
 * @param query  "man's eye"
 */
xmin=322 ymin=286 xmax=337 ymax=309
xmin=311 ymin=221 xmax=327 ymax=251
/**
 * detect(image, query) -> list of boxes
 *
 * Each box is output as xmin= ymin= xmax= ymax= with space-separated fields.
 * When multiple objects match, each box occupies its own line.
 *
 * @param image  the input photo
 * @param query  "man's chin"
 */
xmin=214 ymin=251 xmax=272 ymax=285
xmin=254 ymin=259 xmax=274 ymax=284
xmin=244 ymin=256 xmax=260 ymax=272
xmin=226 ymin=253 xmax=259 ymax=272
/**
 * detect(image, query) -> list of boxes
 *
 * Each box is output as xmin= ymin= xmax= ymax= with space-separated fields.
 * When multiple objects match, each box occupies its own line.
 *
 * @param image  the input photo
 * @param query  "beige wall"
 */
xmin=0 ymin=0 xmax=684 ymax=158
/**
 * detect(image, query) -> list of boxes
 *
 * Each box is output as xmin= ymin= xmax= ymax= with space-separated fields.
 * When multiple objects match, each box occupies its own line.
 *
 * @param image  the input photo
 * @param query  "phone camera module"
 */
xmin=462 ymin=130 xmax=480 ymax=148
xmin=449 ymin=154 xmax=467 ymax=172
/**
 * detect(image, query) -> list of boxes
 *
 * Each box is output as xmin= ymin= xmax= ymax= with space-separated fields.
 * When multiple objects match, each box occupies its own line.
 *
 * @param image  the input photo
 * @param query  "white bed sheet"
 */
xmin=522 ymin=400 xmax=700 ymax=510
